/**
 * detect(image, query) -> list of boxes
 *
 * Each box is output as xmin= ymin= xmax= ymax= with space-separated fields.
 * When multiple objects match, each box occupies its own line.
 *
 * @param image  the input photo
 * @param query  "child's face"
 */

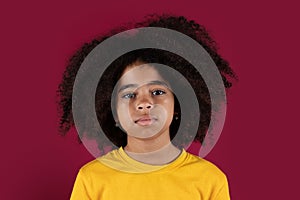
xmin=115 ymin=63 xmax=174 ymax=139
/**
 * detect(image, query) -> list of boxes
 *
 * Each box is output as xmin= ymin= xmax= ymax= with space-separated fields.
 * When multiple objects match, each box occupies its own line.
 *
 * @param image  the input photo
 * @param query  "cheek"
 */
xmin=116 ymin=102 xmax=127 ymax=116
xmin=157 ymin=98 xmax=174 ymax=124
xmin=163 ymin=97 xmax=174 ymax=112
xmin=116 ymin=101 xmax=134 ymax=124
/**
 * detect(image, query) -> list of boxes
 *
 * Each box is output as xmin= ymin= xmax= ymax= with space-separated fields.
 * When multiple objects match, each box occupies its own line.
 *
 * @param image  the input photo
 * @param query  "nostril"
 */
xmin=137 ymin=104 xmax=152 ymax=110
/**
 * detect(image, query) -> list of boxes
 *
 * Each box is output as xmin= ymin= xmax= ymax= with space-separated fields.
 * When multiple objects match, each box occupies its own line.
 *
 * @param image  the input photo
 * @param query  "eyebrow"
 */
xmin=118 ymin=80 xmax=170 ymax=93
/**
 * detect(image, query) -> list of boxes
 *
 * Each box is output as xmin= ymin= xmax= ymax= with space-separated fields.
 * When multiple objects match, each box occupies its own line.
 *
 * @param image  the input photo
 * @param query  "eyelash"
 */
xmin=121 ymin=89 xmax=166 ymax=99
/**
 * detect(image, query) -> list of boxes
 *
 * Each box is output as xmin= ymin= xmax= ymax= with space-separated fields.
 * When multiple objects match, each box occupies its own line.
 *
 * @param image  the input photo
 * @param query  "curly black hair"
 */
xmin=57 ymin=14 xmax=238 ymax=153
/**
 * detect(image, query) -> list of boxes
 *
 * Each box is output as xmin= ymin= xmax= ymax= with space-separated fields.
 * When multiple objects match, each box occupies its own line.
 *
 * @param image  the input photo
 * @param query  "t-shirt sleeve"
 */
xmin=214 ymin=175 xmax=231 ymax=200
xmin=70 ymin=169 xmax=91 ymax=200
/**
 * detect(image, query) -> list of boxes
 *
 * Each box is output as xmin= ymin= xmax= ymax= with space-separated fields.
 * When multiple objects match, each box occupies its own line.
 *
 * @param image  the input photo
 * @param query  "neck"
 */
xmin=124 ymin=142 xmax=181 ymax=165
xmin=124 ymin=131 xmax=181 ymax=165
xmin=125 ymin=129 xmax=172 ymax=153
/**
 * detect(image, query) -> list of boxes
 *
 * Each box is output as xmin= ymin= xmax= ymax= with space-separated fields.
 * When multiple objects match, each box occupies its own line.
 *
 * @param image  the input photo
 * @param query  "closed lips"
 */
xmin=134 ymin=116 xmax=157 ymax=123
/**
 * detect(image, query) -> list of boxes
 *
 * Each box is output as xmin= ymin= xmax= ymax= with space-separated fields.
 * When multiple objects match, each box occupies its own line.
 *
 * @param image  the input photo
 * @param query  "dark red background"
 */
xmin=1 ymin=0 xmax=299 ymax=199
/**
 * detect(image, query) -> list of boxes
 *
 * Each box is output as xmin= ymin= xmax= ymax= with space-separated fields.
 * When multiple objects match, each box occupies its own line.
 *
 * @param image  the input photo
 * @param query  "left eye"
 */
xmin=152 ymin=90 xmax=166 ymax=96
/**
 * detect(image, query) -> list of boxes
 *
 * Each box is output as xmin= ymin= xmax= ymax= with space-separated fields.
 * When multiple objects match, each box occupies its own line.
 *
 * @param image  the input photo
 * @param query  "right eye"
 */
xmin=122 ymin=93 xmax=136 ymax=99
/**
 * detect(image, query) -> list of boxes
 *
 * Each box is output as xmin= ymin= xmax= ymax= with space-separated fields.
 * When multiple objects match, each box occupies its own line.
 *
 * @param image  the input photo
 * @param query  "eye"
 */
xmin=152 ymin=89 xmax=166 ymax=96
xmin=121 ymin=93 xmax=136 ymax=99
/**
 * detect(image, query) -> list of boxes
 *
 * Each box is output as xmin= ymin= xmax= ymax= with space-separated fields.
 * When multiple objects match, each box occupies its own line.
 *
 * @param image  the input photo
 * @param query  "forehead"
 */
xmin=119 ymin=64 xmax=165 ymax=86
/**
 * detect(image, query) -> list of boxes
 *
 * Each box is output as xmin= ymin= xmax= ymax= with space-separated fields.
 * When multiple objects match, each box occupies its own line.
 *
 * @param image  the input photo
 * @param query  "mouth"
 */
xmin=134 ymin=116 xmax=157 ymax=126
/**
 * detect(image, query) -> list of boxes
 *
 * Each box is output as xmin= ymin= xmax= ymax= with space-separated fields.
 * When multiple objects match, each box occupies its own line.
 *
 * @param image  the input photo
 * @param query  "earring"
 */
xmin=115 ymin=120 xmax=119 ymax=127
xmin=174 ymin=112 xmax=179 ymax=120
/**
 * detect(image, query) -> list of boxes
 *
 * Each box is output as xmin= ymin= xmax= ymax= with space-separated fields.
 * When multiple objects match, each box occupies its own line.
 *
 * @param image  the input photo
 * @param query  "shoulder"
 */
xmin=79 ymin=149 xmax=119 ymax=176
xmin=80 ymin=159 xmax=102 ymax=171
xmin=183 ymin=151 xmax=228 ymax=183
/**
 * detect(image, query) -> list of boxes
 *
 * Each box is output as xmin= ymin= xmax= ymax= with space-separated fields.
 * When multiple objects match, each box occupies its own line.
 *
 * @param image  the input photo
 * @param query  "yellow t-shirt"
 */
xmin=70 ymin=147 xmax=230 ymax=200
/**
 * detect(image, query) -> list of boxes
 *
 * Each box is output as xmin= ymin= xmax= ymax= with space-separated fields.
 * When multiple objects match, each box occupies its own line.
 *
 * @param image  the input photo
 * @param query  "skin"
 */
xmin=115 ymin=62 xmax=181 ymax=164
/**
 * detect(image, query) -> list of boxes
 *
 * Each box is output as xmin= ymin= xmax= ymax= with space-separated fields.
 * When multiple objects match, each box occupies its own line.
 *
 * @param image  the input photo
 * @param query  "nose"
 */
xmin=137 ymin=102 xmax=153 ymax=110
xmin=136 ymin=96 xmax=153 ymax=111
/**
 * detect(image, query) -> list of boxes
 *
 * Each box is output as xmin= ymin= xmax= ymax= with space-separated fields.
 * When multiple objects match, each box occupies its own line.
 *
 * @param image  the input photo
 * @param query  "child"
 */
xmin=57 ymin=14 xmax=237 ymax=200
